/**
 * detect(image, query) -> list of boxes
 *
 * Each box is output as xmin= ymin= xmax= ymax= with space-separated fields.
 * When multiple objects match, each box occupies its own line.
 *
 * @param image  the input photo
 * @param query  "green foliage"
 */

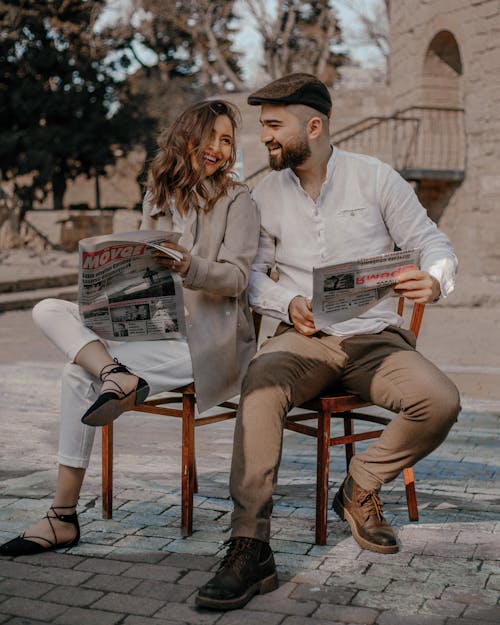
xmin=0 ymin=0 xmax=154 ymax=209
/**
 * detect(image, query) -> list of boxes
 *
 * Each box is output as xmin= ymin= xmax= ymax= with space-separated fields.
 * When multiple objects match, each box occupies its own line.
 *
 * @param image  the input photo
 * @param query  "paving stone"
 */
xmin=131 ymin=579 xmax=195 ymax=602
xmin=91 ymin=592 xmax=165 ymax=616
xmin=161 ymin=552 xmax=219 ymax=571
xmin=376 ymin=612 xmax=445 ymax=625
xmin=42 ymin=586 xmax=104 ymax=607
xmin=419 ymin=598 xmax=466 ymax=617
xmin=0 ymin=617 xmax=47 ymax=625
xmin=162 ymin=538 xmax=221 ymax=555
xmin=289 ymin=583 xmax=356 ymax=605
xmin=352 ymin=590 xmax=425 ymax=613
xmin=1 ymin=596 xmax=67 ymax=621
xmin=154 ymin=602 xmax=220 ymax=623
xmin=384 ymin=580 xmax=444 ymax=600
xmin=440 ymin=585 xmax=499 ymax=606
xmin=54 ymin=606 xmax=124 ymax=625
xmin=290 ymin=569 xmax=331 ymax=585
xmin=81 ymin=573 xmax=142 ymax=594
xmin=0 ymin=561 xmax=93 ymax=587
xmin=74 ymin=557 xmax=133 ymax=575
xmin=247 ymin=594 xmax=317 ymax=616
xmin=15 ymin=552 xmax=85 ymax=569
xmin=176 ymin=570 xmax=213 ymax=587
xmin=121 ymin=563 xmax=182 ymax=583
xmin=461 ymin=605 xmax=500 ymax=622
xmin=313 ymin=603 xmax=379 ymax=623
xmin=122 ymin=617 xmax=180 ymax=625
xmin=281 ymin=618 xmax=345 ymax=625
xmin=106 ymin=551 xmax=167 ymax=564
xmin=111 ymin=535 xmax=172 ymax=550
xmin=0 ymin=578 xmax=53 ymax=599
xmin=217 ymin=609 xmax=285 ymax=625
xmin=486 ymin=573 xmax=500 ymax=590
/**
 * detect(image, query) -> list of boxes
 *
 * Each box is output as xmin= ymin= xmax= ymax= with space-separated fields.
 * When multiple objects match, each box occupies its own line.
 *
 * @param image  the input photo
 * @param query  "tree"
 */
xmin=0 ymin=0 xmax=152 ymax=213
xmin=332 ymin=0 xmax=389 ymax=75
xmin=108 ymin=0 xmax=245 ymax=94
xmin=243 ymin=0 xmax=348 ymax=85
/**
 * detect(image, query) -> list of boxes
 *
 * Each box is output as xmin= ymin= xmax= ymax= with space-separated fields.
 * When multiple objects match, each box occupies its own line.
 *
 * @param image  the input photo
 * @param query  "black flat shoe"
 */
xmin=81 ymin=359 xmax=149 ymax=427
xmin=0 ymin=505 xmax=80 ymax=557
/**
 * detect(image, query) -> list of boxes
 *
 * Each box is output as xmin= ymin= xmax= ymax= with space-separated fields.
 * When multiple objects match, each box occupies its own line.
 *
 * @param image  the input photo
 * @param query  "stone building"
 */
xmin=388 ymin=0 xmax=500 ymax=278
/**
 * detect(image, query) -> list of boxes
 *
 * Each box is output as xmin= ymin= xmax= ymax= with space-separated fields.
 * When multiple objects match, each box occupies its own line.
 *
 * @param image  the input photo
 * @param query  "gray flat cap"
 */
xmin=247 ymin=73 xmax=332 ymax=116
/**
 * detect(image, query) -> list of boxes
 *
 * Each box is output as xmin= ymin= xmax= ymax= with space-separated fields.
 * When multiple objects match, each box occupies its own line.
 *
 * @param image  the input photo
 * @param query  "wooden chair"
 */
xmin=101 ymin=298 xmax=424 ymax=543
xmin=282 ymin=298 xmax=425 ymax=545
xmin=101 ymin=386 xmax=238 ymax=536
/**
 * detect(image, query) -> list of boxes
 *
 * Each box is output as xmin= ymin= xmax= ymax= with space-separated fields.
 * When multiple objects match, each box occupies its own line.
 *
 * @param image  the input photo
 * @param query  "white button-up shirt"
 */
xmin=249 ymin=148 xmax=458 ymax=337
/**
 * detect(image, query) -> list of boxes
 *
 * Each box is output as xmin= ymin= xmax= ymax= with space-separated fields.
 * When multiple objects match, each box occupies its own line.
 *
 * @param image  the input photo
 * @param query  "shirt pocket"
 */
xmin=337 ymin=206 xmax=368 ymax=218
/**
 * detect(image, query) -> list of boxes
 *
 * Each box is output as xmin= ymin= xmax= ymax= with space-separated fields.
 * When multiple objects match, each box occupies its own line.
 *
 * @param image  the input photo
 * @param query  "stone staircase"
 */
xmin=0 ymin=268 xmax=78 ymax=312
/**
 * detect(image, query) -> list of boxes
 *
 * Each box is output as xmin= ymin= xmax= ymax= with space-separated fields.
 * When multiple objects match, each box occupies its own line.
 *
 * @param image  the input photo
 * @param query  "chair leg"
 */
xmin=102 ymin=423 xmax=113 ymax=519
xmin=403 ymin=467 xmax=419 ymax=521
xmin=181 ymin=392 xmax=196 ymax=537
xmin=344 ymin=415 xmax=355 ymax=471
xmin=315 ymin=410 xmax=331 ymax=545
xmin=193 ymin=457 xmax=199 ymax=494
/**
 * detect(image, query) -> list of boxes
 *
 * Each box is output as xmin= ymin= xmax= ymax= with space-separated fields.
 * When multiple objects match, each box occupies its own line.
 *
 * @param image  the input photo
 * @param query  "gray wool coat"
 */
xmin=141 ymin=185 xmax=260 ymax=412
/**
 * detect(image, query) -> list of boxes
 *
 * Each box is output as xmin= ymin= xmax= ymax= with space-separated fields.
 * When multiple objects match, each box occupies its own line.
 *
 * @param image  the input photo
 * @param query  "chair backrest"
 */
xmin=397 ymin=298 xmax=425 ymax=338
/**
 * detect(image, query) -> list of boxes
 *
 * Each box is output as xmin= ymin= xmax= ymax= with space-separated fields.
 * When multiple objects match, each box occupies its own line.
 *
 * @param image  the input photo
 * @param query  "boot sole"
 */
xmin=195 ymin=571 xmax=279 ymax=610
xmin=332 ymin=495 xmax=399 ymax=555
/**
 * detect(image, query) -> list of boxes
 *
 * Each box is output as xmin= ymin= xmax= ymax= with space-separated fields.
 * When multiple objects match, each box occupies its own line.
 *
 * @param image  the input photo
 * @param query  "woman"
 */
xmin=0 ymin=100 xmax=259 ymax=556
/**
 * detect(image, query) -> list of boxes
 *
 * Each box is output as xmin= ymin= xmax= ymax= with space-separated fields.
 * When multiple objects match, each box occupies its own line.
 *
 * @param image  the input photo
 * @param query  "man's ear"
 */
xmin=307 ymin=116 xmax=323 ymax=139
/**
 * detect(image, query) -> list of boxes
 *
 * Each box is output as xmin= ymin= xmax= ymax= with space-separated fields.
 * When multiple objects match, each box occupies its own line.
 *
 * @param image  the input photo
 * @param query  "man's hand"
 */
xmin=154 ymin=242 xmax=191 ymax=276
xmin=393 ymin=268 xmax=440 ymax=304
xmin=288 ymin=295 xmax=317 ymax=336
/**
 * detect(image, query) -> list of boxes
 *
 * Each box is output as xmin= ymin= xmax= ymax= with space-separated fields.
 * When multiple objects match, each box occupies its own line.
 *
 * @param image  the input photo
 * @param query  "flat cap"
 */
xmin=247 ymin=73 xmax=332 ymax=116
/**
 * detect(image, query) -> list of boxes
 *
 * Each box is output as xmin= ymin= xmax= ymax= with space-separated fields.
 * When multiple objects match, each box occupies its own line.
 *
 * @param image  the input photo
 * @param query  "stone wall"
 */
xmin=390 ymin=0 xmax=500 ymax=276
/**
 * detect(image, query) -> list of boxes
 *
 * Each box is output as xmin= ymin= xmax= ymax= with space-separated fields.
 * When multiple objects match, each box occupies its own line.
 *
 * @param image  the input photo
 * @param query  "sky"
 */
xmin=233 ymin=0 xmax=385 ymax=83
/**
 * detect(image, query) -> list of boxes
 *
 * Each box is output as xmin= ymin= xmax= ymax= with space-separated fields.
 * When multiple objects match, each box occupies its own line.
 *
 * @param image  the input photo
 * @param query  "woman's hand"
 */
xmin=154 ymin=242 xmax=191 ymax=276
xmin=392 ymin=268 xmax=440 ymax=304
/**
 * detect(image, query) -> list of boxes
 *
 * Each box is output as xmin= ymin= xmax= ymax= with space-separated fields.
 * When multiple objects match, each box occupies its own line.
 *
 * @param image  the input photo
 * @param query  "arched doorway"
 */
xmin=413 ymin=30 xmax=465 ymax=222
xmin=422 ymin=30 xmax=462 ymax=108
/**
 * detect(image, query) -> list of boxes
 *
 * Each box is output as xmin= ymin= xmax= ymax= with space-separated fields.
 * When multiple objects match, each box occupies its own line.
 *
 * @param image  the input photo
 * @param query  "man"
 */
xmin=196 ymin=73 xmax=460 ymax=611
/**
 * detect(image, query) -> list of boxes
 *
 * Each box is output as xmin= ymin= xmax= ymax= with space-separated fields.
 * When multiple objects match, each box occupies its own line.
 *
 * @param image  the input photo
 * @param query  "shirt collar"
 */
xmin=285 ymin=145 xmax=337 ymax=189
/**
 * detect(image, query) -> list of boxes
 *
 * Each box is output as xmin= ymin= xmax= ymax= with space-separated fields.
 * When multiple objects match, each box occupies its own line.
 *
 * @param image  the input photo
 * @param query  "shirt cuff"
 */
xmin=427 ymin=257 xmax=457 ymax=301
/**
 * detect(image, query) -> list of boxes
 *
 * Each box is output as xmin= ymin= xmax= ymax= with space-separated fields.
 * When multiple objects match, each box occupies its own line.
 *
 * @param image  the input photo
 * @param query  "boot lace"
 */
xmin=219 ymin=537 xmax=260 ymax=574
xmin=357 ymin=490 xmax=385 ymax=522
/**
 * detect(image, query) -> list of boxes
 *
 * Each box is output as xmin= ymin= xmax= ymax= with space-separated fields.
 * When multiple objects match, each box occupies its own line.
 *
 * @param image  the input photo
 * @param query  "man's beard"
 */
xmin=268 ymin=136 xmax=311 ymax=171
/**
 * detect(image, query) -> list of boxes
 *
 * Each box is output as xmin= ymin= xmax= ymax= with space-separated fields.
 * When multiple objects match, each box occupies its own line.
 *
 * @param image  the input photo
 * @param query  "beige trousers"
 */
xmin=230 ymin=324 xmax=460 ymax=541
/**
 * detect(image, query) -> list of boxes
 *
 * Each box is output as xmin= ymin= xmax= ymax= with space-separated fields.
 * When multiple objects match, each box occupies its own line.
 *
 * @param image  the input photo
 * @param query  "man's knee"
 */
xmin=242 ymin=350 xmax=309 ymax=398
xmin=410 ymin=373 xmax=460 ymax=433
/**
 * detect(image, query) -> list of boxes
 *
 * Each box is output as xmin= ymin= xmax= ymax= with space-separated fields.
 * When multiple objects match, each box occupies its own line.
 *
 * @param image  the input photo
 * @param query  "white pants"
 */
xmin=32 ymin=299 xmax=194 ymax=469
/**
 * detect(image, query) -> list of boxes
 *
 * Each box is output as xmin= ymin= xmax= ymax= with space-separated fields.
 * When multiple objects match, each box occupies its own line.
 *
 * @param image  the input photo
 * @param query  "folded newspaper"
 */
xmin=312 ymin=249 xmax=420 ymax=328
xmin=78 ymin=230 xmax=187 ymax=341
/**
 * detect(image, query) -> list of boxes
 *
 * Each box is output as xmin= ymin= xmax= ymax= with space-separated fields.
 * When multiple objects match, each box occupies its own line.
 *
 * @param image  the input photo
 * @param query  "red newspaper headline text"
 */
xmin=355 ymin=264 xmax=415 ymax=286
xmin=82 ymin=244 xmax=147 ymax=270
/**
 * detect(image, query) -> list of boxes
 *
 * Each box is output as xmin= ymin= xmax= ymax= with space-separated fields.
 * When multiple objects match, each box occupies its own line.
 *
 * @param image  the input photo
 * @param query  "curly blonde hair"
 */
xmin=148 ymin=100 xmax=241 ymax=215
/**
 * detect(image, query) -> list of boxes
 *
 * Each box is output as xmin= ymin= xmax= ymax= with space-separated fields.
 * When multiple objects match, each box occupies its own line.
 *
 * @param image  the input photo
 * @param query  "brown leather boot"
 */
xmin=333 ymin=474 xmax=399 ymax=554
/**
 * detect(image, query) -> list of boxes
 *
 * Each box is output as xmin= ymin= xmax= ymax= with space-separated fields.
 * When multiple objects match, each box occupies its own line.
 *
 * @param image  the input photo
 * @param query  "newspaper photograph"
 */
xmin=312 ymin=248 xmax=420 ymax=328
xmin=78 ymin=230 xmax=187 ymax=341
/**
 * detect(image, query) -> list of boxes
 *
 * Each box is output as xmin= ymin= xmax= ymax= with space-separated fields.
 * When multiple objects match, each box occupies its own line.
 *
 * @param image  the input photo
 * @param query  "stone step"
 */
xmin=0 ymin=272 xmax=78 ymax=294
xmin=0 ymin=284 xmax=78 ymax=312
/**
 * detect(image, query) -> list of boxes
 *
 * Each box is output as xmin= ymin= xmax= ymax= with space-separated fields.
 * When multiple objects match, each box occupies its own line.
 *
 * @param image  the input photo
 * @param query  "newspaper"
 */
xmin=78 ymin=230 xmax=187 ymax=341
xmin=312 ymin=249 xmax=420 ymax=328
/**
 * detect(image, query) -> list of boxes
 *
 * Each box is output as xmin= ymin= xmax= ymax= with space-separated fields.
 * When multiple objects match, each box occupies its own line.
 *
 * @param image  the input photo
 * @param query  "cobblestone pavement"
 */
xmin=0 ymin=357 xmax=499 ymax=625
